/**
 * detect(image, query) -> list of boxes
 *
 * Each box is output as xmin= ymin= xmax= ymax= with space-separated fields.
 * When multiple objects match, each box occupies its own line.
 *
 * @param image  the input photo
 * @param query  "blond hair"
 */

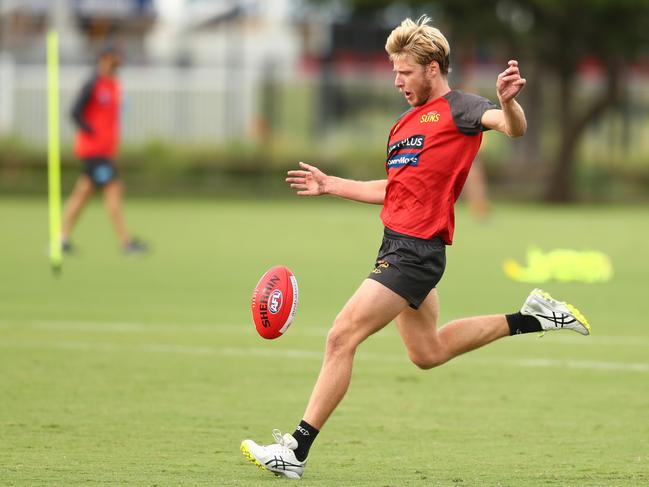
xmin=385 ymin=15 xmax=450 ymax=75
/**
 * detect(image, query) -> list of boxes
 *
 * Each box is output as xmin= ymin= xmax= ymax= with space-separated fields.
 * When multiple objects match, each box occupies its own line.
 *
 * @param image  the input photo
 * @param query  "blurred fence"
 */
xmin=2 ymin=56 xmax=648 ymax=156
xmin=0 ymin=58 xmax=266 ymax=144
xmin=0 ymin=57 xmax=403 ymax=151
xmin=1 ymin=54 xmax=648 ymax=196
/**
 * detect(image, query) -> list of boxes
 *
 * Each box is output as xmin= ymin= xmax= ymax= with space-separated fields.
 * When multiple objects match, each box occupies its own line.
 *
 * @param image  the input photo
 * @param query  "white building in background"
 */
xmin=0 ymin=0 xmax=305 ymax=69
xmin=0 ymin=0 xmax=156 ymax=62
xmin=149 ymin=0 xmax=302 ymax=73
xmin=0 ymin=0 xmax=314 ymax=143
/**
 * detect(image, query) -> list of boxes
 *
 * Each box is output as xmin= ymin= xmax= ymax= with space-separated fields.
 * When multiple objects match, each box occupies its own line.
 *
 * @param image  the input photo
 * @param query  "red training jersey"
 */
xmin=72 ymin=74 xmax=121 ymax=159
xmin=380 ymin=90 xmax=497 ymax=244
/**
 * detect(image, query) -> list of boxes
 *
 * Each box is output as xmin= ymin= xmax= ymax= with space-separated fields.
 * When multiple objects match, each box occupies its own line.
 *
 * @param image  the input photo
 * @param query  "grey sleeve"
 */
xmin=444 ymin=90 xmax=498 ymax=135
xmin=71 ymin=76 xmax=96 ymax=134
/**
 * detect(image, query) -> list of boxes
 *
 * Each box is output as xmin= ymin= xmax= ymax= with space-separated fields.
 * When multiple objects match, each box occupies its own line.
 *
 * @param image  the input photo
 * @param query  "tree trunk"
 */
xmin=545 ymin=58 xmax=622 ymax=202
xmin=545 ymin=63 xmax=575 ymax=202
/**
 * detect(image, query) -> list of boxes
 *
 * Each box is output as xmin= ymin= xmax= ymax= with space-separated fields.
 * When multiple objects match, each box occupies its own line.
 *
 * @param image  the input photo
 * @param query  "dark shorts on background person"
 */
xmin=368 ymin=227 xmax=446 ymax=309
xmin=83 ymin=158 xmax=118 ymax=187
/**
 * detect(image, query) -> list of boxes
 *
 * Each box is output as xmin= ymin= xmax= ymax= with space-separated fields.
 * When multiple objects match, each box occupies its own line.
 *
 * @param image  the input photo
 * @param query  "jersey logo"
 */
xmin=387 ymin=152 xmax=419 ymax=169
xmin=420 ymin=111 xmax=440 ymax=123
xmin=98 ymin=89 xmax=113 ymax=104
xmin=387 ymin=135 xmax=425 ymax=154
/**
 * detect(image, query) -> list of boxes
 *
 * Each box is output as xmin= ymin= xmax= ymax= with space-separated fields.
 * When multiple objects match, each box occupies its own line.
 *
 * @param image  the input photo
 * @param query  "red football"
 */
xmin=251 ymin=265 xmax=299 ymax=339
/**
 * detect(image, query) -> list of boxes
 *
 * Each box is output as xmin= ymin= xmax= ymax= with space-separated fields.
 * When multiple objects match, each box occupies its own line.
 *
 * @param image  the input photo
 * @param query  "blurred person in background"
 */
xmin=61 ymin=45 xmax=147 ymax=255
xmin=241 ymin=16 xmax=591 ymax=479
xmin=463 ymin=155 xmax=490 ymax=221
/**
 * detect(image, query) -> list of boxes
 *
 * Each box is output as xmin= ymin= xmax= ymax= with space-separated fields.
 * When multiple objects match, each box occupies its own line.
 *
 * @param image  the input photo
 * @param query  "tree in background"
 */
xmin=306 ymin=0 xmax=649 ymax=202
xmin=488 ymin=0 xmax=649 ymax=202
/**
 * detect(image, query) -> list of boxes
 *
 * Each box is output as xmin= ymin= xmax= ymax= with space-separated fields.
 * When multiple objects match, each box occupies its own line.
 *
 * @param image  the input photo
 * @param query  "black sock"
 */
xmin=506 ymin=312 xmax=543 ymax=335
xmin=292 ymin=420 xmax=319 ymax=462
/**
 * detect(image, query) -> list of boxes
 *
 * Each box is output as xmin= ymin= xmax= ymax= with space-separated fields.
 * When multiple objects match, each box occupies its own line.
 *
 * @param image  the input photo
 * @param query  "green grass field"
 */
xmin=1 ymin=197 xmax=648 ymax=486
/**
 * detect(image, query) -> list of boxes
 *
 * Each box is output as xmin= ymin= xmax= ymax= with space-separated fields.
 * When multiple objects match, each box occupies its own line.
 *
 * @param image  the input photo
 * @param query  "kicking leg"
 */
xmin=396 ymin=288 xmax=508 ymax=369
xmin=397 ymin=288 xmax=591 ymax=370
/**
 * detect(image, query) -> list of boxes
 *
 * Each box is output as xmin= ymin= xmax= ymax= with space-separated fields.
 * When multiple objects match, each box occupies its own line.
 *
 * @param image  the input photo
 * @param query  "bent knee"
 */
xmin=410 ymin=352 xmax=448 ymax=370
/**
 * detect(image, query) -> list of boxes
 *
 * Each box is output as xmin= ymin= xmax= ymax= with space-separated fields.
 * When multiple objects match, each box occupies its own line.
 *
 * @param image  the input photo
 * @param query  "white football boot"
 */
xmin=241 ymin=429 xmax=305 ymax=479
xmin=521 ymin=289 xmax=591 ymax=335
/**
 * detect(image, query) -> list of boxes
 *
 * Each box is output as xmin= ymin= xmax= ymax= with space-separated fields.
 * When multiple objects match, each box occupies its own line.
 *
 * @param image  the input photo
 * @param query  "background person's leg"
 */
xmin=464 ymin=158 xmax=490 ymax=221
xmin=61 ymin=175 xmax=95 ymax=243
xmin=102 ymin=180 xmax=130 ymax=246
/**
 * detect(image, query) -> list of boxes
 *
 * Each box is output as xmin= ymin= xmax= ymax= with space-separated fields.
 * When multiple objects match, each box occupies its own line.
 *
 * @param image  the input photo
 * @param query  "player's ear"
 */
xmin=426 ymin=61 xmax=439 ymax=78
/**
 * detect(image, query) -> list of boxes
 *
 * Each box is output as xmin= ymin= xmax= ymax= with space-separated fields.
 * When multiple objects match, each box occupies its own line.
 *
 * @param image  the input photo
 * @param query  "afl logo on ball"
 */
xmin=268 ymin=290 xmax=283 ymax=314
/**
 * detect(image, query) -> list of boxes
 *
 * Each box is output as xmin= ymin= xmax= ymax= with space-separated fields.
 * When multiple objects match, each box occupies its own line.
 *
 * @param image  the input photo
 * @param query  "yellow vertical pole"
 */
xmin=47 ymin=30 xmax=62 ymax=274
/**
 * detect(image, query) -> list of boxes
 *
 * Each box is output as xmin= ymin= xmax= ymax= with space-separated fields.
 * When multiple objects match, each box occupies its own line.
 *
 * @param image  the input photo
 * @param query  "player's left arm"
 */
xmin=481 ymin=60 xmax=527 ymax=138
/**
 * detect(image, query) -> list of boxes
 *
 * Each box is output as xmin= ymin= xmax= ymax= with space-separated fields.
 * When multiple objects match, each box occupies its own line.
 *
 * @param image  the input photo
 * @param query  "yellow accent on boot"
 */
xmin=567 ymin=303 xmax=592 ymax=334
xmin=240 ymin=442 xmax=268 ymax=472
xmin=535 ymin=288 xmax=592 ymax=335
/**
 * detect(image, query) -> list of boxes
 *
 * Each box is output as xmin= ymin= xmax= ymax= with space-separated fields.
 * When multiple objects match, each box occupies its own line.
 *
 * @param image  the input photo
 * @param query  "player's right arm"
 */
xmin=286 ymin=162 xmax=386 ymax=205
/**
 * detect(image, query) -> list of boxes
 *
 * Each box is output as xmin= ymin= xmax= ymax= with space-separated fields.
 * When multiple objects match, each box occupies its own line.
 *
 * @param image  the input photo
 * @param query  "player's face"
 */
xmin=393 ymin=55 xmax=434 ymax=107
xmin=99 ymin=53 xmax=122 ymax=75
xmin=107 ymin=53 xmax=122 ymax=72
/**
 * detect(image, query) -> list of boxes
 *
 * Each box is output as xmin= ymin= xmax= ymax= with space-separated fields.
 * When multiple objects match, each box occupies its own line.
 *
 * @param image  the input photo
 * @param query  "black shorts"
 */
xmin=83 ymin=158 xmax=119 ymax=187
xmin=367 ymin=227 xmax=446 ymax=309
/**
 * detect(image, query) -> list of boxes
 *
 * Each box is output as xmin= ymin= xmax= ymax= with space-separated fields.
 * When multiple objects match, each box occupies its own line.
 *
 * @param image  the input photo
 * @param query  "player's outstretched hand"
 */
xmin=286 ymin=162 xmax=328 ymax=196
xmin=497 ymin=60 xmax=526 ymax=104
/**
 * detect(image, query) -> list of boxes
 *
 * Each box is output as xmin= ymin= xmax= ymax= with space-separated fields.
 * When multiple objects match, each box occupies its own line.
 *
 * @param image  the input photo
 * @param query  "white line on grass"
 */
xmin=515 ymin=358 xmax=649 ymax=373
xmin=7 ymin=319 xmax=649 ymax=346
xmin=25 ymin=320 xmax=330 ymax=336
xmin=1 ymin=339 xmax=648 ymax=373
